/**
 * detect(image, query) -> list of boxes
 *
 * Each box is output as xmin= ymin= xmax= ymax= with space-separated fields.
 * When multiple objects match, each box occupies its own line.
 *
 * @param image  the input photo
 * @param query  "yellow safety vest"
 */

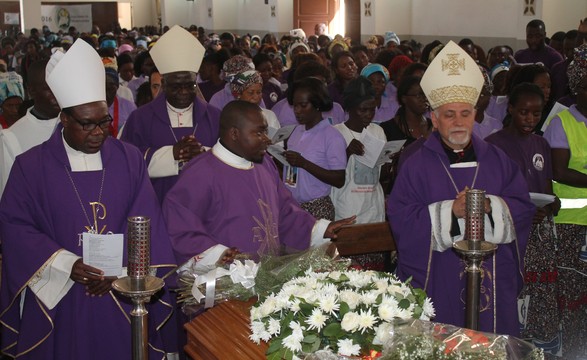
xmin=552 ymin=109 xmax=587 ymax=225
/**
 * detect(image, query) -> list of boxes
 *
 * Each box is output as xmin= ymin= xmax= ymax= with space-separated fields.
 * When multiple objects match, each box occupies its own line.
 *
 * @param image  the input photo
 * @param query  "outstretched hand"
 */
xmin=324 ymin=215 xmax=357 ymax=239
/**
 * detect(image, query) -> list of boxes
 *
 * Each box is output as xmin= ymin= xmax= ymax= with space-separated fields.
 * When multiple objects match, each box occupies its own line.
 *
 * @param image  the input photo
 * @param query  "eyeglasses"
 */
xmin=72 ymin=115 xmax=113 ymax=131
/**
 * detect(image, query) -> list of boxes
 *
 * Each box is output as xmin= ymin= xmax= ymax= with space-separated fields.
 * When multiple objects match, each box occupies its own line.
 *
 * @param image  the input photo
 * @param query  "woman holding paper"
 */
xmin=486 ymin=82 xmax=561 ymax=351
xmin=283 ymin=77 xmax=347 ymax=220
xmin=331 ymin=76 xmax=386 ymax=224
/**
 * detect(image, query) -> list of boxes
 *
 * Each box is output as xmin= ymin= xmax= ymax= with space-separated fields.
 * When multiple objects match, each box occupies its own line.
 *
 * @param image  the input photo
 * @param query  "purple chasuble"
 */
xmin=120 ymin=94 xmax=220 ymax=203
xmin=163 ymin=150 xmax=315 ymax=264
xmin=387 ymin=132 xmax=534 ymax=336
xmin=0 ymin=128 xmax=178 ymax=359
xmin=486 ymin=130 xmax=552 ymax=193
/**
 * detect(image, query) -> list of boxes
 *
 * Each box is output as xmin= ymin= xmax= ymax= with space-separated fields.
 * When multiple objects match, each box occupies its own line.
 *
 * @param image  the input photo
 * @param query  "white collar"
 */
xmin=62 ymin=130 xmax=103 ymax=172
xmin=166 ymin=101 xmax=193 ymax=113
xmin=211 ymin=140 xmax=253 ymax=170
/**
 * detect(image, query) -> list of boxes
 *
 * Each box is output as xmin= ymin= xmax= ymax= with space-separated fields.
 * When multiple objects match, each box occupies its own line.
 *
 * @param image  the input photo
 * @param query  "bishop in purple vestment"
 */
xmin=0 ymin=39 xmax=178 ymax=360
xmin=388 ymin=41 xmax=535 ymax=337
xmin=120 ymin=26 xmax=221 ymax=204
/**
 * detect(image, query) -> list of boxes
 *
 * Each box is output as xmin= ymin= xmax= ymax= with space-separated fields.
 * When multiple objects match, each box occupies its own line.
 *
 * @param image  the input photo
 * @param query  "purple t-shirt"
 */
xmin=272 ymin=98 xmax=346 ymax=127
xmin=473 ymin=112 xmax=502 ymax=139
xmin=198 ymin=80 xmax=226 ymax=103
xmin=486 ymin=96 xmax=508 ymax=123
xmin=486 ymin=129 xmax=552 ymax=193
xmin=285 ymin=120 xmax=347 ymax=203
xmin=543 ymin=105 xmax=587 ymax=149
xmin=514 ymin=45 xmax=563 ymax=70
xmin=373 ymin=92 xmax=400 ymax=123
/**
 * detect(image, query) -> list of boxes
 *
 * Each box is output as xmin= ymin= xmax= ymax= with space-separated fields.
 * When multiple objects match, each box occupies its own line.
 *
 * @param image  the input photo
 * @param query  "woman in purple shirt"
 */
xmin=327 ymin=51 xmax=358 ymax=106
xmin=283 ymin=77 xmax=347 ymax=220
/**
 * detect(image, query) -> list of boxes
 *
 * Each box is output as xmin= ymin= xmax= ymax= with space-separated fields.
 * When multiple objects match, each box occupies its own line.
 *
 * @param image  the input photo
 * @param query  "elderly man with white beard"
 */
xmin=387 ymin=41 xmax=535 ymax=337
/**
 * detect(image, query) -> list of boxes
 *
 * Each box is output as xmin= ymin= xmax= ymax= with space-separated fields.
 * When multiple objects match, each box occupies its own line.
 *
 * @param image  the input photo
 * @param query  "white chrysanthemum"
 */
xmin=318 ymin=294 xmax=340 ymax=315
xmin=260 ymin=330 xmax=272 ymax=342
xmin=422 ymin=298 xmax=436 ymax=319
xmin=259 ymin=295 xmax=278 ymax=317
xmin=328 ymin=271 xmax=342 ymax=280
xmin=289 ymin=298 xmax=302 ymax=313
xmin=250 ymin=306 xmax=262 ymax=321
xmin=396 ymin=303 xmax=414 ymax=319
xmin=337 ymin=338 xmax=361 ymax=356
xmin=377 ymin=300 xmax=400 ymax=321
xmin=282 ymin=333 xmax=303 ymax=353
xmin=373 ymin=322 xmax=394 ymax=345
xmin=357 ymin=308 xmax=377 ymax=333
xmin=306 ymin=308 xmax=328 ymax=331
xmin=340 ymin=311 xmax=360 ymax=332
xmin=340 ymin=290 xmax=361 ymax=310
xmin=321 ymin=283 xmax=338 ymax=296
xmin=373 ymin=279 xmax=389 ymax=293
xmin=361 ymin=290 xmax=379 ymax=306
xmin=387 ymin=283 xmax=406 ymax=296
xmin=289 ymin=320 xmax=304 ymax=333
xmin=267 ymin=318 xmax=281 ymax=335
xmin=249 ymin=320 xmax=265 ymax=344
xmin=345 ymin=271 xmax=372 ymax=288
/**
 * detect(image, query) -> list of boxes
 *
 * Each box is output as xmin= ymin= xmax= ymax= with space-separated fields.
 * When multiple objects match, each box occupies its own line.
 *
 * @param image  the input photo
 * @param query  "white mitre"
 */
xmin=46 ymin=39 xmax=105 ymax=108
xmin=420 ymin=40 xmax=484 ymax=110
xmin=150 ymin=25 xmax=205 ymax=75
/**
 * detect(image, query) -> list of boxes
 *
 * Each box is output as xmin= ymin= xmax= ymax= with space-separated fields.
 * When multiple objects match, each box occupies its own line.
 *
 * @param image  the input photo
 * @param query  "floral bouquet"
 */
xmin=177 ymin=244 xmax=350 ymax=316
xmin=249 ymin=269 xmax=435 ymax=359
xmin=380 ymin=319 xmax=544 ymax=360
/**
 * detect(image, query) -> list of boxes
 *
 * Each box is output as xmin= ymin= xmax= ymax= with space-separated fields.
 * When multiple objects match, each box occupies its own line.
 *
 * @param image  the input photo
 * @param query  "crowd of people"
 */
xmin=0 ymin=16 xmax=586 ymax=359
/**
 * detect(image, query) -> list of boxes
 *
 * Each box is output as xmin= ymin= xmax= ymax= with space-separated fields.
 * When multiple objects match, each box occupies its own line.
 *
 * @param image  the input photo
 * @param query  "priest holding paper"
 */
xmin=387 ymin=41 xmax=535 ymax=336
xmin=0 ymin=40 xmax=178 ymax=359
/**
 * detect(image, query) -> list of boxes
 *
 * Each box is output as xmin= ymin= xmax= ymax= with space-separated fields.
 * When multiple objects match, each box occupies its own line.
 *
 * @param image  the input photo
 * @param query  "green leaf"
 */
xmin=267 ymin=347 xmax=293 ymax=360
xmin=299 ymin=302 xmax=314 ymax=314
xmin=322 ymin=322 xmax=342 ymax=337
xmin=266 ymin=339 xmax=282 ymax=355
xmin=303 ymin=334 xmax=319 ymax=344
xmin=398 ymin=298 xmax=411 ymax=309
xmin=339 ymin=302 xmax=350 ymax=317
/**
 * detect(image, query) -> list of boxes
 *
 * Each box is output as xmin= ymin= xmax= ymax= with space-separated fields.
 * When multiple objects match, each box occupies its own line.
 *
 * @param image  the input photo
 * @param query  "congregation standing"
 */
xmin=0 ymin=16 xmax=586 ymax=360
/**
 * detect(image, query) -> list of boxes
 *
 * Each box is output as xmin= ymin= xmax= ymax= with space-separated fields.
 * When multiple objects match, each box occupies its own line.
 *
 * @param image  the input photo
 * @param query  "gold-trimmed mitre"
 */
xmin=420 ymin=40 xmax=484 ymax=110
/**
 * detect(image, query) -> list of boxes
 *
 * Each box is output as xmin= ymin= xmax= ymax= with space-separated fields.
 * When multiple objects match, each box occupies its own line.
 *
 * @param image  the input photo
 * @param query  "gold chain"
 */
xmin=64 ymin=166 xmax=106 ymax=233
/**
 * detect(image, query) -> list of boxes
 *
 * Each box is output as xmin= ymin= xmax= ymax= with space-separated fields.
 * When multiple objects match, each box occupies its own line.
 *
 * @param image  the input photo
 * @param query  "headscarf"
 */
xmin=388 ymin=55 xmax=413 ymax=79
xmin=223 ymin=55 xmax=255 ymax=82
xmin=343 ymin=76 xmax=375 ymax=111
xmin=384 ymin=32 xmax=400 ymax=46
xmin=230 ymin=70 xmax=262 ymax=96
xmin=567 ymin=43 xmax=587 ymax=95
xmin=490 ymin=61 xmax=510 ymax=82
xmin=328 ymin=35 xmax=350 ymax=58
xmin=118 ymin=43 xmax=134 ymax=55
xmin=288 ymin=40 xmax=310 ymax=58
xmin=360 ymin=63 xmax=390 ymax=83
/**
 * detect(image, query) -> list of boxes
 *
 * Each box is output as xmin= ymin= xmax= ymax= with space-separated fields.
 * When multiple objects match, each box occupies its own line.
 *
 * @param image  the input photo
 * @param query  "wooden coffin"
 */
xmin=185 ymin=299 xmax=268 ymax=359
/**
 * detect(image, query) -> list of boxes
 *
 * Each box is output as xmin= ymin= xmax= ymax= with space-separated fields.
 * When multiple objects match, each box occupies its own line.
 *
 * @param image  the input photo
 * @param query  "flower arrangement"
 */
xmin=381 ymin=320 xmax=544 ymax=360
xmin=249 ymin=269 xmax=435 ymax=359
